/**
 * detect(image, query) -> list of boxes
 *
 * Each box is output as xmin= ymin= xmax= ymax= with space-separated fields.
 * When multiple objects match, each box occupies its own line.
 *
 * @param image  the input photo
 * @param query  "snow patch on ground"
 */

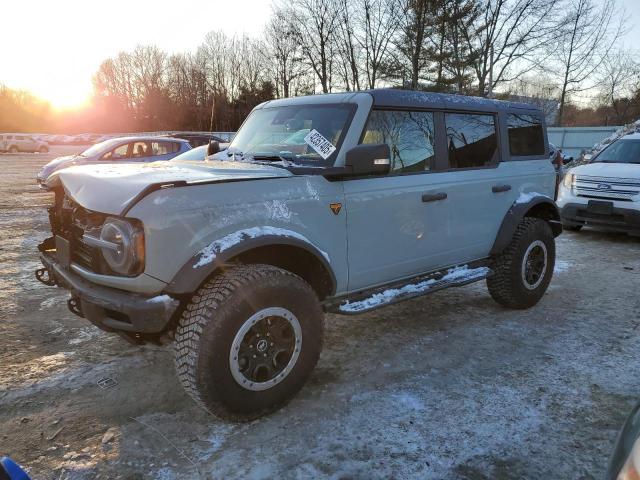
xmin=145 ymin=294 xmax=178 ymax=310
xmin=339 ymin=266 xmax=490 ymax=313
xmin=68 ymin=326 xmax=101 ymax=345
xmin=554 ymin=260 xmax=572 ymax=273
xmin=193 ymin=226 xmax=329 ymax=268
xmin=39 ymin=295 xmax=67 ymax=310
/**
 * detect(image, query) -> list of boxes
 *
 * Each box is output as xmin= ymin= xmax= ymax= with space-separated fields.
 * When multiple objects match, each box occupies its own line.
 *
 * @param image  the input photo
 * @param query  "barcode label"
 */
xmin=304 ymin=129 xmax=336 ymax=160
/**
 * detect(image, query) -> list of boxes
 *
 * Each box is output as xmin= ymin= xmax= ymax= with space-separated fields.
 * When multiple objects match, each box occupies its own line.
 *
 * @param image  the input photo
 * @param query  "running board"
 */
xmin=326 ymin=265 xmax=493 ymax=315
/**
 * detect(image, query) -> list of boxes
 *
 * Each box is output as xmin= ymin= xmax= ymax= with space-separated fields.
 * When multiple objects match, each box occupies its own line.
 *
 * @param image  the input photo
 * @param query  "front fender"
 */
xmin=490 ymin=194 xmax=562 ymax=255
xmin=164 ymin=227 xmax=335 ymax=295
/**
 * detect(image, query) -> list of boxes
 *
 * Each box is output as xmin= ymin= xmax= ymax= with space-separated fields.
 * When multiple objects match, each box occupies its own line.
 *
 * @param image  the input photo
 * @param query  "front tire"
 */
xmin=487 ymin=218 xmax=555 ymax=309
xmin=39 ymin=146 xmax=48 ymax=154
xmin=8 ymin=146 xmax=17 ymax=153
xmin=174 ymin=264 xmax=324 ymax=421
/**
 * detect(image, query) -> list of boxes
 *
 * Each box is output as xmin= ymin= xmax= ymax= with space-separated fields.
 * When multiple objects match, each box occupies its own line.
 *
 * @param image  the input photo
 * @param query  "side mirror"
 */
xmin=563 ymin=156 xmax=574 ymax=164
xmin=207 ymin=140 xmax=220 ymax=156
xmin=344 ymin=144 xmax=391 ymax=175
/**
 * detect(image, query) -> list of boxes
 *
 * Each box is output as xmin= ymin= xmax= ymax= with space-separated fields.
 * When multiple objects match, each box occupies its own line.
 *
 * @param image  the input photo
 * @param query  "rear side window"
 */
xmin=507 ymin=113 xmax=545 ymax=156
xmin=361 ymin=110 xmax=436 ymax=173
xmin=151 ymin=141 xmax=180 ymax=155
xmin=445 ymin=113 xmax=498 ymax=169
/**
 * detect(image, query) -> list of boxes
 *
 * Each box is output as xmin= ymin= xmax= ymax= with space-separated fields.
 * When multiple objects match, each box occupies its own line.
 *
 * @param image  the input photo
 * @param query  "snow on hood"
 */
xmin=568 ymin=161 xmax=640 ymax=179
xmin=47 ymin=160 xmax=293 ymax=215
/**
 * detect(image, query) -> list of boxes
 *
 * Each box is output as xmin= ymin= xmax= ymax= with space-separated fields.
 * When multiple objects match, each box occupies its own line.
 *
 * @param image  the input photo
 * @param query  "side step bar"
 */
xmin=326 ymin=265 xmax=492 ymax=315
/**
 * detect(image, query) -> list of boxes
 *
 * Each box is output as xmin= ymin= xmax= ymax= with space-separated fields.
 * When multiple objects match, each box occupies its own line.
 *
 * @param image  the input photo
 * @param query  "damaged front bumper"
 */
xmin=37 ymin=249 xmax=179 ymax=335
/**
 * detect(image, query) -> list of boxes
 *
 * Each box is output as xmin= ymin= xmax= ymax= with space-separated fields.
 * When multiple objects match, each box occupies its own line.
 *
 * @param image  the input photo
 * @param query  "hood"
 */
xmin=38 ymin=155 xmax=80 ymax=178
xmin=46 ymin=160 xmax=293 ymax=215
xmin=569 ymin=162 xmax=640 ymax=179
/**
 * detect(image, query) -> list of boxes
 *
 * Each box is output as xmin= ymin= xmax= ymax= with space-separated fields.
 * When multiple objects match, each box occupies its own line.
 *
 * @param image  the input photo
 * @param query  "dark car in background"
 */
xmin=36 ymin=136 xmax=191 ymax=187
xmin=168 ymin=133 xmax=227 ymax=148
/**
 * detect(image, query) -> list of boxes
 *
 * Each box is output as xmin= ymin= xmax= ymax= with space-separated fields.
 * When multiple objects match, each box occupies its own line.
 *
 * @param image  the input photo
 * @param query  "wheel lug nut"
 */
xmin=253 ymin=354 xmax=256 ymax=358
xmin=263 ymin=353 xmax=267 ymax=357
xmin=270 ymin=342 xmax=274 ymax=346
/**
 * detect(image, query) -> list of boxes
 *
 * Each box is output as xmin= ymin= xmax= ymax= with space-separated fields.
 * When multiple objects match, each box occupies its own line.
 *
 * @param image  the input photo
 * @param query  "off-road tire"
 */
xmin=8 ymin=146 xmax=17 ymax=153
xmin=487 ymin=218 xmax=555 ymax=309
xmin=174 ymin=264 xmax=324 ymax=421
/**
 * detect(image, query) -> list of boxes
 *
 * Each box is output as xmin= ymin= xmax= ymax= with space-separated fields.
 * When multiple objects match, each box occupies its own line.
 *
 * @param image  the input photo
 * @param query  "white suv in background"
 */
xmin=0 ymin=134 xmax=49 ymax=153
xmin=558 ymin=132 xmax=640 ymax=235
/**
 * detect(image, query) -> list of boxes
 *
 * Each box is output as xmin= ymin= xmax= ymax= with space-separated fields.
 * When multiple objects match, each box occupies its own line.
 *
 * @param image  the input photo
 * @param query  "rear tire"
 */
xmin=39 ymin=146 xmax=48 ymax=154
xmin=487 ymin=218 xmax=555 ymax=309
xmin=174 ymin=264 xmax=324 ymax=421
xmin=8 ymin=146 xmax=17 ymax=153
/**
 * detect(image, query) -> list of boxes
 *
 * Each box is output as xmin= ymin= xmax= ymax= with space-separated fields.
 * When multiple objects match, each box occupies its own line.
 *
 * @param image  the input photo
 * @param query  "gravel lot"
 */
xmin=1 ymin=146 xmax=639 ymax=479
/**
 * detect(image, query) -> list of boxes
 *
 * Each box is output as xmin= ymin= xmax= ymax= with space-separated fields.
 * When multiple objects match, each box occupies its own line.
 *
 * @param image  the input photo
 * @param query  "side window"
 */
xmin=131 ymin=141 xmax=150 ymax=157
xmin=445 ymin=113 xmax=498 ymax=169
xmin=150 ymin=141 xmax=180 ymax=156
xmin=507 ymin=113 xmax=545 ymax=156
xmin=361 ymin=110 xmax=435 ymax=173
xmin=102 ymin=143 xmax=130 ymax=160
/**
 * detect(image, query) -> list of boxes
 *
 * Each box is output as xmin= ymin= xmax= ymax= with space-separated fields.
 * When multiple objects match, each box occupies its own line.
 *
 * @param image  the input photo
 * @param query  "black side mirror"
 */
xmin=563 ymin=156 xmax=574 ymax=164
xmin=344 ymin=144 xmax=391 ymax=175
xmin=207 ymin=140 xmax=220 ymax=156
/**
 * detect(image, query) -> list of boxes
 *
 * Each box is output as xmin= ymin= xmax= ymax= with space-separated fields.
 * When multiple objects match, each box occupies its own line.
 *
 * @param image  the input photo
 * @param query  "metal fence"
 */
xmin=547 ymin=126 xmax=621 ymax=158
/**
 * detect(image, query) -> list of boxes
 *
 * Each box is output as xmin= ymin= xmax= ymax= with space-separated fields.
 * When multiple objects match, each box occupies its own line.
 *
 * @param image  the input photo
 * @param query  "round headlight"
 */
xmin=100 ymin=218 xmax=144 ymax=275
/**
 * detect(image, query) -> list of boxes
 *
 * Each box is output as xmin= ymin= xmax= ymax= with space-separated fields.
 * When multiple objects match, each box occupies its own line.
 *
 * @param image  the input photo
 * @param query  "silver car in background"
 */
xmin=36 ymin=136 xmax=191 ymax=187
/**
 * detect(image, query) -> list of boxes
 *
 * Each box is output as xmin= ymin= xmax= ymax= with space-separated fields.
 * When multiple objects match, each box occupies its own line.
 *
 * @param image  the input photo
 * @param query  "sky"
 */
xmin=0 ymin=0 xmax=272 ymax=110
xmin=0 ymin=0 xmax=638 ymax=110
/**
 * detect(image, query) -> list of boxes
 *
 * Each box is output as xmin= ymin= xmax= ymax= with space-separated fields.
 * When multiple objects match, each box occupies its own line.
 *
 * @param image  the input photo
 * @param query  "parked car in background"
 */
xmin=168 ymin=133 xmax=227 ymax=148
xmin=557 ymin=132 xmax=640 ymax=234
xmin=0 ymin=134 xmax=49 ymax=153
xmin=36 ymin=136 xmax=191 ymax=187
xmin=170 ymin=144 xmax=208 ymax=161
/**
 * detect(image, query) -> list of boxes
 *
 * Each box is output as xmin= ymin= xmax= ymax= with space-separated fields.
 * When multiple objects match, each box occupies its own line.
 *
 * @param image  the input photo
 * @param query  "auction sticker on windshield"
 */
xmin=304 ymin=129 xmax=336 ymax=159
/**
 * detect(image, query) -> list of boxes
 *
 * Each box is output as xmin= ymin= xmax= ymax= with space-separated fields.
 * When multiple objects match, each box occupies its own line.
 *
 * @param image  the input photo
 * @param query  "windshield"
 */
xmin=80 ymin=139 xmax=121 ymax=157
xmin=227 ymin=104 xmax=355 ymax=166
xmin=171 ymin=145 xmax=207 ymax=161
xmin=594 ymin=139 xmax=640 ymax=164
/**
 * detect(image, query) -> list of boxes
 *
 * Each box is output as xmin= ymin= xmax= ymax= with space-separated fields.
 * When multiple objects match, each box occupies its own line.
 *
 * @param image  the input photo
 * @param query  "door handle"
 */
xmin=492 ymin=184 xmax=511 ymax=193
xmin=422 ymin=192 xmax=447 ymax=203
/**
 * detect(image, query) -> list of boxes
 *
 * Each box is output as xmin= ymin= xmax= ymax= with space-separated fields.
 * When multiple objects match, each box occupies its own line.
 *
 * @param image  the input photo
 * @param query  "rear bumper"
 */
xmin=38 ymin=252 xmax=179 ymax=334
xmin=561 ymin=202 xmax=640 ymax=233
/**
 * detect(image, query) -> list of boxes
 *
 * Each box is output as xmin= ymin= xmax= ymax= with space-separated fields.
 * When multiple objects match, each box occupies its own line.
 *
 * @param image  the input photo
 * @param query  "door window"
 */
xmin=361 ymin=110 xmax=436 ymax=173
xmin=102 ymin=143 xmax=130 ymax=160
xmin=131 ymin=141 xmax=150 ymax=158
xmin=507 ymin=113 xmax=545 ymax=156
xmin=445 ymin=113 xmax=498 ymax=169
xmin=151 ymin=141 xmax=180 ymax=156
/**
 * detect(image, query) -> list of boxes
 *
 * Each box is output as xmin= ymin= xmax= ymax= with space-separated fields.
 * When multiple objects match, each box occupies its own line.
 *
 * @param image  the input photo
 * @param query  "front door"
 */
xmin=344 ymin=109 xmax=451 ymax=291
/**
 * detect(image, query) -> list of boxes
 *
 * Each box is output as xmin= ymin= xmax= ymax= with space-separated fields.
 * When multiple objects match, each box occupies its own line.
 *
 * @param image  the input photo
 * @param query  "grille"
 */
xmin=575 ymin=175 xmax=640 ymax=201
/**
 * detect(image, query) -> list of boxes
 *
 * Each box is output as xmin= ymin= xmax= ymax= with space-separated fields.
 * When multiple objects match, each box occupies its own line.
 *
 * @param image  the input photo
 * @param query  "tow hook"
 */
xmin=35 ymin=267 xmax=56 ymax=286
xmin=67 ymin=297 xmax=84 ymax=318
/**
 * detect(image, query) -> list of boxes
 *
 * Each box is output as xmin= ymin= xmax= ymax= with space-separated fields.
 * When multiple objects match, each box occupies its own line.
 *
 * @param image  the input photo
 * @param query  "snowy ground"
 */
xmin=1 ymin=147 xmax=640 ymax=479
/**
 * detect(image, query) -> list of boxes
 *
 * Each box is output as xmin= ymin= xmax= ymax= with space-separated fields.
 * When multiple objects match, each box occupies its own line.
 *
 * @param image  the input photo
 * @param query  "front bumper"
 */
xmin=561 ymin=202 xmax=640 ymax=233
xmin=38 ymin=252 xmax=179 ymax=334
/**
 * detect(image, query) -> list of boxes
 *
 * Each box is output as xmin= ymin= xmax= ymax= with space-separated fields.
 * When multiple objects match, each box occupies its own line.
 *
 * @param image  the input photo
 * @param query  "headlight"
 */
xmin=98 ymin=217 xmax=144 ymax=275
xmin=563 ymin=173 xmax=575 ymax=189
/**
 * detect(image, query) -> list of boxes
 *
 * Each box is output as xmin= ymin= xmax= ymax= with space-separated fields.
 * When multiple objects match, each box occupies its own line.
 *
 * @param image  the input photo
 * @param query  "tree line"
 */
xmin=2 ymin=0 xmax=638 ymax=134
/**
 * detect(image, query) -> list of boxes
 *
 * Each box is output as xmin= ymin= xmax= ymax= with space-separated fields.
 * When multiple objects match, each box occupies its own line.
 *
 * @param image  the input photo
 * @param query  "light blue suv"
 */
xmin=36 ymin=136 xmax=191 ymax=187
xmin=36 ymin=89 xmax=561 ymax=420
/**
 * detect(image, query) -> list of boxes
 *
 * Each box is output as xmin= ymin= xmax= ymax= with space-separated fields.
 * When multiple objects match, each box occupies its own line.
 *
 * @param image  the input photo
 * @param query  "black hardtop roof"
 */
xmin=366 ymin=88 xmax=540 ymax=114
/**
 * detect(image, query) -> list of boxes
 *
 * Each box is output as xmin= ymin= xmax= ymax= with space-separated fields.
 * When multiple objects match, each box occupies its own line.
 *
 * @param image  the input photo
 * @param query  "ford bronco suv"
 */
xmin=36 ymin=89 xmax=561 ymax=420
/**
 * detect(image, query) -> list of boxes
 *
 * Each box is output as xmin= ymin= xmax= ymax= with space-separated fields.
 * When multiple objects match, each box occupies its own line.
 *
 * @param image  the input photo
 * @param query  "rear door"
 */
xmin=148 ymin=141 xmax=181 ymax=161
xmin=439 ymin=112 xmax=542 ymax=263
xmin=344 ymin=109 xmax=452 ymax=291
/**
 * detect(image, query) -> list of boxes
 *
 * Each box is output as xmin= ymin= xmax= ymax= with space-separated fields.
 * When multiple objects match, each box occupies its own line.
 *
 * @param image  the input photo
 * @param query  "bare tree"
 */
xmin=463 ymin=0 xmax=560 ymax=97
xmin=595 ymin=50 xmax=640 ymax=125
xmin=264 ymin=11 xmax=306 ymax=98
xmin=395 ymin=0 xmax=434 ymax=89
xmin=357 ymin=0 xmax=401 ymax=89
xmin=284 ymin=0 xmax=344 ymax=93
xmin=554 ymin=0 xmax=623 ymax=125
